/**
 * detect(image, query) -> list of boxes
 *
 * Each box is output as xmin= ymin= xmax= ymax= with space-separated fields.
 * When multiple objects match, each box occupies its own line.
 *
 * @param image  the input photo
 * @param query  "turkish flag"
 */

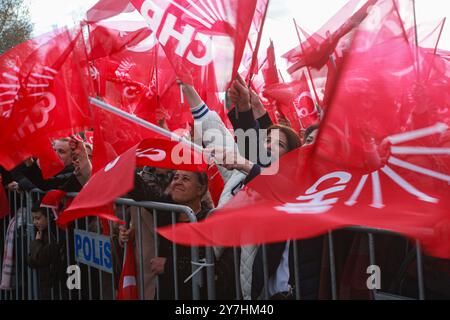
xmin=206 ymin=163 xmax=225 ymax=208
xmin=158 ymin=0 xmax=450 ymax=259
xmin=90 ymin=95 xmax=171 ymax=173
xmin=117 ymin=241 xmax=139 ymax=300
xmin=86 ymin=0 xmax=136 ymax=22
xmin=130 ymin=0 xmax=258 ymax=90
xmin=136 ymin=138 xmax=207 ymax=172
xmin=57 ymin=144 xmax=138 ymax=227
xmin=263 ymin=73 xmax=318 ymax=132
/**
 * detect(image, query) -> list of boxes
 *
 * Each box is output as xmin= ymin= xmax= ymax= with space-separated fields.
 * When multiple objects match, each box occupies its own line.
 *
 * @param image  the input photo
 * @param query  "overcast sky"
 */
xmin=28 ymin=0 xmax=450 ymax=75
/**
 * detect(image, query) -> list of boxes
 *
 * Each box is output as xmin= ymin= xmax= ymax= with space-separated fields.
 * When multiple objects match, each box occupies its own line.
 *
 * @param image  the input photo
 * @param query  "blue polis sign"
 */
xmin=74 ymin=230 xmax=113 ymax=273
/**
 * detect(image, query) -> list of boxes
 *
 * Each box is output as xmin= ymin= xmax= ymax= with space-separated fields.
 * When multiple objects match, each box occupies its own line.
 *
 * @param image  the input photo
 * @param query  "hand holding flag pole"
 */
xmin=89 ymin=97 xmax=248 ymax=176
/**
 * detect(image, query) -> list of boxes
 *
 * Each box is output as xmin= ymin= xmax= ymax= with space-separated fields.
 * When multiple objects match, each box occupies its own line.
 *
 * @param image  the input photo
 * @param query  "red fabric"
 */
xmin=57 ymin=145 xmax=139 ymax=227
xmin=36 ymin=142 xmax=65 ymax=180
xmin=88 ymin=22 xmax=153 ymax=61
xmin=263 ymin=73 xmax=318 ymax=132
xmin=84 ymin=131 xmax=94 ymax=145
xmin=206 ymin=163 xmax=225 ymax=207
xmin=40 ymin=189 xmax=67 ymax=220
xmin=101 ymin=218 xmax=111 ymax=236
xmin=321 ymin=54 xmax=344 ymax=110
xmin=240 ymin=0 xmax=269 ymax=85
xmin=283 ymin=0 xmax=377 ymax=74
xmin=90 ymin=100 xmax=168 ymax=173
xmin=86 ymin=0 xmax=135 ymax=22
xmin=89 ymin=20 xmax=232 ymax=131
xmin=41 ymin=190 xmax=67 ymax=209
xmin=88 ymin=22 xmax=160 ymax=124
xmin=116 ymin=241 xmax=139 ymax=300
xmin=130 ymin=0 xmax=258 ymax=91
xmin=0 ymin=27 xmax=92 ymax=178
xmin=136 ymin=138 xmax=207 ymax=172
xmin=158 ymin=1 xmax=450 ymax=259
xmin=261 ymin=40 xmax=279 ymax=87
xmin=246 ymin=0 xmax=270 ymax=81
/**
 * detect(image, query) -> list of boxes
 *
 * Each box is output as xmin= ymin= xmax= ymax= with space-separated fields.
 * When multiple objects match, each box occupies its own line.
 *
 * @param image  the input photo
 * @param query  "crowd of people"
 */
xmin=1 ymin=74 xmax=449 ymax=301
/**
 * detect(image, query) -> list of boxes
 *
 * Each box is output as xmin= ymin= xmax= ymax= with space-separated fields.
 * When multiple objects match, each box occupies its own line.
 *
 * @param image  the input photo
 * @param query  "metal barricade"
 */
xmin=0 ymin=189 xmax=205 ymax=300
xmin=1 ymin=189 xmax=448 ymax=300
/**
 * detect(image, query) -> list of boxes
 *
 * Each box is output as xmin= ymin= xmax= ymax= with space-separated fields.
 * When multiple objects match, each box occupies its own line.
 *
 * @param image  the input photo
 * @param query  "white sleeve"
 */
xmin=190 ymin=102 xmax=245 ymax=185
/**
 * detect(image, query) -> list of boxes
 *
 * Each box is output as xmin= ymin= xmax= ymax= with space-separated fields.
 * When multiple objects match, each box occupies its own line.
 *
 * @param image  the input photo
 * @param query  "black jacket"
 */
xmin=21 ymin=162 xmax=82 ymax=192
xmin=27 ymin=230 xmax=66 ymax=299
xmin=228 ymin=109 xmax=273 ymax=163
xmin=238 ymin=165 xmax=323 ymax=300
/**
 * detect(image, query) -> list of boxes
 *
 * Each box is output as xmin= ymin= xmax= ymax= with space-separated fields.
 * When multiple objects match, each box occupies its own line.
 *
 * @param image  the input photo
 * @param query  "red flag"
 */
xmin=84 ymin=131 xmax=94 ymax=145
xmin=90 ymin=99 xmax=169 ymax=173
xmin=40 ymin=189 xmax=67 ymax=220
xmin=57 ymin=145 xmax=138 ymax=227
xmin=206 ymin=163 xmax=225 ymax=208
xmin=88 ymin=21 xmax=161 ymax=123
xmin=117 ymin=241 xmax=139 ymax=300
xmin=261 ymin=40 xmax=279 ymax=87
xmin=283 ymin=0 xmax=378 ymax=74
xmin=88 ymin=22 xmax=190 ymax=131
xmin=88 ymin=21 xmax=154 ymax=60
xmin=246 ymin=0 xmax=270 ymax=82
xmin=158 ymin=0 xmax=450 ymax=259
xmin=86 ymin=0 xmax=136 ymax=22
xmin=136 ymin=138 xmax=207 ymax=172
xmin=263 ymin=73 xmax=319 ymax=132
xmin=0 ymin=28 xmax=92 ymax=178
xmin=130 ymin=0 xmax=258 ymax=90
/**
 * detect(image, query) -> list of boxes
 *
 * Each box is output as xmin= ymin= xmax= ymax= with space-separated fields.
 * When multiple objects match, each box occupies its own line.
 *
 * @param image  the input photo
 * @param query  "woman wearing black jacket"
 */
xmin=215 ymin=75 xmax=323 ymax=300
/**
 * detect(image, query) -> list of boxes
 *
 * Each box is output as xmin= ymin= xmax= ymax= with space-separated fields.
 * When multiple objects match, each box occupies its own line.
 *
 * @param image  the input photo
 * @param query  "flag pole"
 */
xmin=425 ymin=17 xmax=446 ymax=84
xmin=293 ymin=18 xmax=322 ymax=114
xmin=89 ymin=97 xmax=251 ymax=176
xmin=278 ymin=69 xmax=285 ymax=83
xmin=412 ymin=0 xmax=420 ymax=79
xmin=247 ymin=0 xmax=271 ymax=87
xmin=89 ymin=97 xmax=204 ymax=154
xmin=154 ymin=44 xmax=160 ymax=106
